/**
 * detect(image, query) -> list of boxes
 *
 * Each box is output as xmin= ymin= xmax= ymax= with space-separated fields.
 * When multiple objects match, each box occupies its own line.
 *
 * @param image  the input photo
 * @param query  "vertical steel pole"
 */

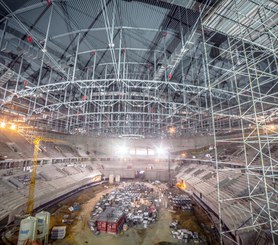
xmin=201 ymin=15 xmax=223 ymax=245
xmin=15 ymin=55 xmax=24 ymax=93
xmin=117 ymin=29 xmax=122 ymax=80
xmin=33 ymin=5 xmax=53 ymax=110
xmin=168 ymin=151 xmax=171 ymax=184
xmin=154 ymin=51 xmax=156 ymax=79
xmin=0 ymin=18 xmax=8 ymax=50
xmin=72 ymin=33 xmax=81 ymax=82
xmin=92 ymin=52 xmax=96 ymax=80
xmin=44 ymin=69 xmax=52 ymax=108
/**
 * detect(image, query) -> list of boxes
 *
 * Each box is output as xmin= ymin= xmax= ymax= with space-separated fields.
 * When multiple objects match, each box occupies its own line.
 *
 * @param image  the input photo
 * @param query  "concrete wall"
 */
xmin=0 ymin=129 xmax=214 ymax=160
xmin=65 ymin=135 xmax=214 ymax=156
xmin=101 ymin=169 xmax=136 ymax=179
xmin=100 ymin=168 xmax=176 ymax=182
xmin=98 ymin=159 xmax=177 ymax=170
xmin=144 ymin=169 xmax=175 ymax=182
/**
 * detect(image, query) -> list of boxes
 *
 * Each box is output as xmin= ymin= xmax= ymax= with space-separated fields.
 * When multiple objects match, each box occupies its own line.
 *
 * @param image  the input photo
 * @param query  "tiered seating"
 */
xmin=35 ymin=169 xmax=101 ymax=206
xmin=0 ymin=181 xmax=25 ymax=212
xmin=186 ymin=143 xmax=278 ymax=166
xmin=1 ymin=192 xmax=25 ymax=210
xmin=0 ymin=182 xmax=10 ymax=196
xmin=218 ymin=171 xmax=235 ymax=181
xmin=195 ymin=181 xmax=215 ymax=196
xmin=61 ymin=166 xmax=80 ymax=175
xmin=192 ymin=169 xmax=206 ymax=176
xmin=85 ymin=165 xmax=95 ymax=172
xmin=221 ymin=203 xmax=251 ymax=231
xmin=73 ymin=165 xmax=87 ymax=173
xmin=175 ymin=164 xmax=270 ymax=234
xmin=218 ymin=174 xmax=242 ymax=197
xmin=33 ymin=181 xmax=56 ymax=197
xmin=8 ymin=176 xmax=26 ymax=188
xmin=201 ymin=171 xmax=215 ymax=180
xmin=179 ymin=166 xmax=197 ymax=179
xmin=1 ymin=133 xmax=33 ymax=159
xmin=0 ymin=142 xmax=14 ymax=158
xmin=40 ymin=142 xmax=61 ymax=158
xmin=0 ymin=164 xmax=101 ymax=226
xmin=49 ymin=177 xmax=75 ymax=189
xmin=60 ymin=145 xmax=80 ymax=157
xmin=75 ymin=146 xmax=89 ymax=157
xmin=38 ymin=164 xmax=67 ymax=180
xmin=0 ymin=208 xmax=8 ymax=222
xmin=0 ymin=131 xmax=88 ymax=159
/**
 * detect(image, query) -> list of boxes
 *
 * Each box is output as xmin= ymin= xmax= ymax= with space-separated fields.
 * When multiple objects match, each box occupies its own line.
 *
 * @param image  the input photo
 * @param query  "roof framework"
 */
xmin=0 ymin=0 xmax=221 ymax=137
xmin=0 ymin=0 xmax=276 ymax=138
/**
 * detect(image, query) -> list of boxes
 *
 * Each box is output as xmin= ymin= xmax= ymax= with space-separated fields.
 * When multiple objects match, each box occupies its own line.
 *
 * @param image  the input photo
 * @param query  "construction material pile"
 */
xmin=167 ymin=192 xmax=203 ymax=243
xmin=89 ymin=183 xmax=159 ymax=233
xmin=168 ymin=194 xmax=192 ymax=210
xmin=171 ymin=228 xmax=199 ymax=243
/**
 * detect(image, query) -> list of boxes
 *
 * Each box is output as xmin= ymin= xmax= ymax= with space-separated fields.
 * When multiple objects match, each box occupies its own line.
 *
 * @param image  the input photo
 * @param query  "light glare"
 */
xmin=10 ymin=123 xmax=16 ymax=130
xmin=168 ymin=126 xmax=176 ymax=134
xmin=0 ymin=121 xmax=6 ymax=128
xmin=116 ymin=145 xmax=128 ymax=156
xmin=156 ymin=147 xmax=167 ymax=155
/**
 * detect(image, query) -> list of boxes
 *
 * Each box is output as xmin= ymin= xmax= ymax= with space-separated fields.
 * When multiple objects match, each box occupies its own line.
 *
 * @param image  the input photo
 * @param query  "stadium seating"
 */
xmin=176 ymin=163 xmax=278 ymax=238
xmin=0 ymin=164 xmax=101 ymax=226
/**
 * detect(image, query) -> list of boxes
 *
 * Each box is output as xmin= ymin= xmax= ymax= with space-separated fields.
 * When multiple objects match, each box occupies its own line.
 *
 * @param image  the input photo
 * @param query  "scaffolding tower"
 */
xmin=201 ymin=0 xmax=278 ymax=244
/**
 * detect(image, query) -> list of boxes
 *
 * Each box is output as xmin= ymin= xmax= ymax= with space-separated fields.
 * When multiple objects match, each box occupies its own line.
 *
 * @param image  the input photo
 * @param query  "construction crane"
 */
xmin=26 ymin=136 xmax=63 ymax=214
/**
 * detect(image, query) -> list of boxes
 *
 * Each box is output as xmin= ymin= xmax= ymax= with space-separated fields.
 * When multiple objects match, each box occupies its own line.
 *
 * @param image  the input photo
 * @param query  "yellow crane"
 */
xmin=26 ymin=136 xmax=63 ymax=214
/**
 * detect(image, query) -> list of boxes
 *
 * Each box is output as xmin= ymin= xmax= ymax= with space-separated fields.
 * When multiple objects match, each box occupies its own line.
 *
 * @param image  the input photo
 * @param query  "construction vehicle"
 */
xmin=176 ymin=179 xmax=186 ymax=190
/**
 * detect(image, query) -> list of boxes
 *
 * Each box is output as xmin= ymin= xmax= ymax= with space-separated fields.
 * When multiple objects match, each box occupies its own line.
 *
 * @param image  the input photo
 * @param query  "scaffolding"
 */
xmin=0 ymin=0 xmax=213 ymax=138
xmin=201 ymin=0 xmax=278 ymax=244
xmin=0 ymin=0 xmax=277 ymax=243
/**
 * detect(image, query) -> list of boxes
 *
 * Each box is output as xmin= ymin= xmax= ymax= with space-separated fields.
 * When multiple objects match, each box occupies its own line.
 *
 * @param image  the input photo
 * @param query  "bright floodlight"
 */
xmin=168 ymin=126 xmax=176 ymax=134
xmin=116 ymin=145 xmax=128 ymax=156
xmin=156 ymin=146 xmax=167 ymax=155
xmin=0 ymin=121 xmax=6 ymax=128
xmin=10 ymin=123 xmax=16 ymax=130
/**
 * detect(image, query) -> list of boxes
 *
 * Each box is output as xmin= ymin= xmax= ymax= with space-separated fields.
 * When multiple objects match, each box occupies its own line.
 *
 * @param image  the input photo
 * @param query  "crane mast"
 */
xmin=26 ymin=136 xmax=63 ymax=214
xmin=26 ymin=137 xmax=41 ymax=214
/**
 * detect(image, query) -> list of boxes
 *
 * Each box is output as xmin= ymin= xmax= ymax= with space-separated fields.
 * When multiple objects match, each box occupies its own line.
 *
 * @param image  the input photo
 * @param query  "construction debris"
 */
xmin=165 ymin=189 xmax=203 ymax=243
xmin=171 ymin=228 xmax=199 ymax=242
xmin=68 ymin=202 xmax=80 ymax=212
xmin=170 ymin=222 xmax=200 ymax=243
xmin=89 ymin=183 xmax=159 ymax=234
xmin=168 ymin=194 xmax=192 ymax=210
